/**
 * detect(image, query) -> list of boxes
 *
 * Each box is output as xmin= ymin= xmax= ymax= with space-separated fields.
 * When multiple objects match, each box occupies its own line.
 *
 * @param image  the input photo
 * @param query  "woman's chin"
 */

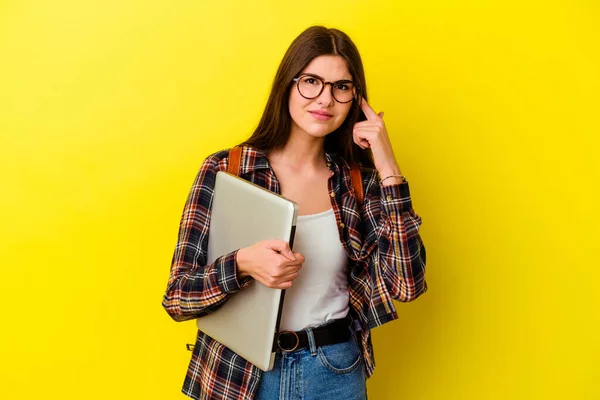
xmin=302 ymin=124 xmax=338 ymax=138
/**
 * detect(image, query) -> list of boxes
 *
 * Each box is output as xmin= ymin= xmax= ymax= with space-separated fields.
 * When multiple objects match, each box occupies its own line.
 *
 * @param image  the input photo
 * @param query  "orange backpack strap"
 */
xmin=349 ymin=163 xmax=364 ymax=207
xmin=227 ymin=146 xmax=243 ymax=176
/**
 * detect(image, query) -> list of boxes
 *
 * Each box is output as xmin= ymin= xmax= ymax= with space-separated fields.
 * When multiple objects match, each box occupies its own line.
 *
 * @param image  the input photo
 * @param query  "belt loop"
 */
xmin=305 ymin=327 xmax=318 ymax=357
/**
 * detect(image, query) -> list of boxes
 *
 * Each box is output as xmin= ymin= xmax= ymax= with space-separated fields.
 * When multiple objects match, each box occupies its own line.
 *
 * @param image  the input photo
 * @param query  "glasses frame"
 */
xmin=292 ymin=74 xmax=358 ymax=104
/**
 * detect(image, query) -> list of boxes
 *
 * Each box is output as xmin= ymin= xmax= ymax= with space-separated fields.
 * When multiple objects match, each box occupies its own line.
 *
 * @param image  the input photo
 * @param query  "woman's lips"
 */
xmin=309 ymin=111 xmax=333 ymax=121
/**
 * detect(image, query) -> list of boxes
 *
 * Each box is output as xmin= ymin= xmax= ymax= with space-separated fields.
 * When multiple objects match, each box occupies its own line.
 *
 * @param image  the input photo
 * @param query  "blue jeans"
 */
xmin=255 ymin=323 xmax=367 ymax=400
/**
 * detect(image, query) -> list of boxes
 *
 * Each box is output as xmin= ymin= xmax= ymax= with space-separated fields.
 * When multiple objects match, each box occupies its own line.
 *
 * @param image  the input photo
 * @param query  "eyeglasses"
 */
xmin=292 ymin=74 xmax=357 ymax=104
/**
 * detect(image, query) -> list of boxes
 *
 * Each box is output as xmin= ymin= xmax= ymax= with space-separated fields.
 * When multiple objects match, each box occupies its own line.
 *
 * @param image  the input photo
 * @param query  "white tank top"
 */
xmin=278 ymin=208 xmax=350 ymax=332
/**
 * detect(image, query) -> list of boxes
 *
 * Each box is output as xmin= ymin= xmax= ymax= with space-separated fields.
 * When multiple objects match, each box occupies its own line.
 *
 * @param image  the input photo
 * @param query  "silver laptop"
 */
xmin=196 ymin=171 xmax=298 ymax=371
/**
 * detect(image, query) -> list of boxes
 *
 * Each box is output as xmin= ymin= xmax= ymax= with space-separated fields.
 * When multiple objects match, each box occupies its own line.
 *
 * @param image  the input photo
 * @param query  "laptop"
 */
xmin=196 ymin=171 xmax=298 ymax=371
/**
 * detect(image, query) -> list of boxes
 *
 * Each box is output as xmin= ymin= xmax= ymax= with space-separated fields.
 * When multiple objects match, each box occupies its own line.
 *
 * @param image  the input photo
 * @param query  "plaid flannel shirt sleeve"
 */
xmin=162 ymin=153 xmax=251 ymax=322
xmin=363 ymin=173 xmax=428 ymax=302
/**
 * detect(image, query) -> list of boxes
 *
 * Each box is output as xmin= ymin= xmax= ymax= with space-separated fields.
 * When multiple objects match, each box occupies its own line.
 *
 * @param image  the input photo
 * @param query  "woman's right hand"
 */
xmin=236 ymin=240 xmax=304 ymax=289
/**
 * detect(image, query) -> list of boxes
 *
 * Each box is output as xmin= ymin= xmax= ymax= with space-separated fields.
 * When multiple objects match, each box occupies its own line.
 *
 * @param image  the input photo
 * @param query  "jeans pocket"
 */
xmin=317 ymin=336 xmax=362 ymax=374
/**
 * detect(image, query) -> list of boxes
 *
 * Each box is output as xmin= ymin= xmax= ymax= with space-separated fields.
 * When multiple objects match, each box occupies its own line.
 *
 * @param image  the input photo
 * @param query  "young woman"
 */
xmin=162 ymin=25 xmax=427 ymax=400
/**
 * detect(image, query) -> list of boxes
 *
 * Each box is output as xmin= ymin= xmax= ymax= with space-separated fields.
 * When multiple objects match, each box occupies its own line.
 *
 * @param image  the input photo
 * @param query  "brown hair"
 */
xmin=241 ymin=26 xmax=374 ymax=168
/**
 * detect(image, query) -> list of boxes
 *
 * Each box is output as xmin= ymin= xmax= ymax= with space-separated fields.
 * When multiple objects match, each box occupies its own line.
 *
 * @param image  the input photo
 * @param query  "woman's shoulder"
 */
xmin=335 ymin=155 xmax=378 ymax=181
xmin=203 ymin=145 xmax=261 ymax=161
xmin=199 ymin=145 xmax=265 ymax=176
xmin=199 ymin=147 xmax=240 ymax=170
xmin=202 ymin=148 xmax=230 ymax=163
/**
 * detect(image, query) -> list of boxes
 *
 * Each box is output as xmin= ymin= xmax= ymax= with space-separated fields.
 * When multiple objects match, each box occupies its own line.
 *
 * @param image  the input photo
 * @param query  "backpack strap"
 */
xmin=227 ymin=146 xmax=243 ymax=176
xmin=349 ymin=162 xmax=364 ymax=208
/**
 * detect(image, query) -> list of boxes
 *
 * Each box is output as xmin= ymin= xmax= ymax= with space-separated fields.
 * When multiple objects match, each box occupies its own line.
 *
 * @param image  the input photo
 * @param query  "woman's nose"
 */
xmin=316 ymin=83 xmax=335 ymax=105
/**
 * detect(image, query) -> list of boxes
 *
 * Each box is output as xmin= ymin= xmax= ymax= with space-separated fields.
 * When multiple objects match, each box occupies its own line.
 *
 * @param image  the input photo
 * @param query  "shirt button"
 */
xmin=330 ymin=192 xmax=335 ymax=198
xmin=386 ymin=195 xmax=392 ymax=201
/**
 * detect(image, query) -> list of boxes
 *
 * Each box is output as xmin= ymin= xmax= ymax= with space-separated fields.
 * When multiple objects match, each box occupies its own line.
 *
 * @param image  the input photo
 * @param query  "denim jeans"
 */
xmin=255 ymin=322 xmax=367 ymax=400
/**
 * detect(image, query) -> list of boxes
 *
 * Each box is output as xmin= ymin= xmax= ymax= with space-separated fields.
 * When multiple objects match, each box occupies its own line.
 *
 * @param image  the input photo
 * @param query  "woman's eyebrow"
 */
xmin=301 ymin=72 xmax=353 ymax=82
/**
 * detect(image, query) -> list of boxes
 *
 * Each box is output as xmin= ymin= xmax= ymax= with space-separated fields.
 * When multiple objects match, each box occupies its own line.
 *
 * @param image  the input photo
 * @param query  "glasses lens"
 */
xmin=332 ymin=81 xmax=355 ymax=103
xmin=298 ymin=76 xmax=323 ymax=99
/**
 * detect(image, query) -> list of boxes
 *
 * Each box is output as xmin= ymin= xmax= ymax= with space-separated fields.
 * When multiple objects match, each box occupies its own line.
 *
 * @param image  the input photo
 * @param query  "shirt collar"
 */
xmin=237 ymin=146 xmax=270 ymax=174
xmin=238 ymin=146 xmax=349 ymax=175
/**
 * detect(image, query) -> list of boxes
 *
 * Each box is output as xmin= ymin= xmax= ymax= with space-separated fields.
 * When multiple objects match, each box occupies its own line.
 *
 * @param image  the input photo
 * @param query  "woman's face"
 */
xmin=288 ymin=55 xmax=354 ymax=140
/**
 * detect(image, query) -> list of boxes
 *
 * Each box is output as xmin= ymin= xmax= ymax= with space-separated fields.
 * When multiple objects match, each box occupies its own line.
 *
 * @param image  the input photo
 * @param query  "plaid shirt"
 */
xmin=162 ymin=146 xmax=427 ymax=400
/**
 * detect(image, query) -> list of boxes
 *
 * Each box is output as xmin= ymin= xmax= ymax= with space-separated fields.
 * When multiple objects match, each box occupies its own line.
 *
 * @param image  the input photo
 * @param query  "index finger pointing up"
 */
xmin=360 ymin=96 xmax=380 ymax=121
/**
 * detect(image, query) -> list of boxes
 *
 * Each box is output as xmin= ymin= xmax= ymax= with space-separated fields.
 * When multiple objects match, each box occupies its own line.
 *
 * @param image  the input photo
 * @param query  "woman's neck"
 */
xmin=268 ymin=128 xmax=327 ymax=171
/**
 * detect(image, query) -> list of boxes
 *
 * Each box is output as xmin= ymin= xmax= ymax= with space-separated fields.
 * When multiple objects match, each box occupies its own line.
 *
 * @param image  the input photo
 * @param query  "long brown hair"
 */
xmin=241 ymin=26 xmax=374 ymax=168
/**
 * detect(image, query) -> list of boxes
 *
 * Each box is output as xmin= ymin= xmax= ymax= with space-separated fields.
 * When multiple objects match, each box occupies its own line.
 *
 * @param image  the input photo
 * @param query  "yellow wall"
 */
xmin=1 ymin=0 xmax=598 ymax=399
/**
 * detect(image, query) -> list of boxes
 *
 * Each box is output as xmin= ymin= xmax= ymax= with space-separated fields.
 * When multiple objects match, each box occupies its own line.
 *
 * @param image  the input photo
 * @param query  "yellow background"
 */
xmin=1 ymin=0 xmax=598 ymax=399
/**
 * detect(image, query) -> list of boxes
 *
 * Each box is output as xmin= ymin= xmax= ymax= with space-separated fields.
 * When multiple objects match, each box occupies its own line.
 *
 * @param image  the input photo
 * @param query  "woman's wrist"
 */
xmin=380 ymin=175 xmax=407 ymax=186
xmin=377 ymin=163 xmax=402 ymax=178
xmin=378 ymin=165 xmax=405 ymax=186
xmin=235 ymin=248 xmax=251 ymax=279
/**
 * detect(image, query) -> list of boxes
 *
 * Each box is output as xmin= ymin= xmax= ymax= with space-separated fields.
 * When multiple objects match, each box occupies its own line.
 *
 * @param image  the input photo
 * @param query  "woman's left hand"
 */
xmin=352 ymin=97 xmax=402 ymax=178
